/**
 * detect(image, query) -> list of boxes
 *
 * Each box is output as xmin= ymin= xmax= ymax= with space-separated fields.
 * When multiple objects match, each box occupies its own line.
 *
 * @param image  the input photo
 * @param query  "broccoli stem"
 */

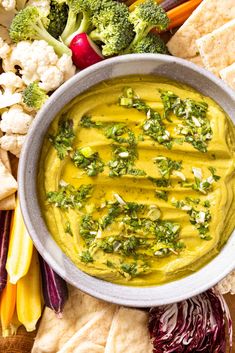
xmin=89 ymin=30 xmax=102 ymax=42
xmin=35 ymin=20 xmax=71 ymax=56
xmin=124 ymin=27 xmax=152 ymax=53
xmin=63 ymin=12 xmax=91 ymax=46
xmin=61 ymin=11 xmax=81 ymax=43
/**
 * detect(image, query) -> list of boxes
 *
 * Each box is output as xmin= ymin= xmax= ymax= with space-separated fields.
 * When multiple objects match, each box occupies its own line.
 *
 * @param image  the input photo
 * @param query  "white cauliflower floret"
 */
xmin=0 ymin=72 xmax=25 ymax=108
xmin=0 ymin=105 xmax=34 ymax=134
xmin=0 ymin=134 xmax=26 ymax=157
xmin=1 ymin=0 xmax=15 ymax=11
xmin=0 ymin=37 xmax=11 ymax=59
xmin=26 ymin=0 xmax=50 ymax=16
xmin=4 ymin=40 xmax=76 ymax=92
xmin=216 ymin=271 xmax=235 ymax=295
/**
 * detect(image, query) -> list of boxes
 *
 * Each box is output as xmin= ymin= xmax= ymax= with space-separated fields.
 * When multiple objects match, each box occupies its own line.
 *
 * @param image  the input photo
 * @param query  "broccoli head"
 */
xmin=9 ymin=6 xmax=71 ymax=56
xmin=47 ymin=0 xmax=68 ymax=39
xmin=89 ymin=2 xmax=134 ymax=56
xmin=23 ymin=82 xmax=48 ymax=110
xmin=131 ymin=33 xmax=168 ymax=54
xmin=60 ymin=0 xmax=94 ymax=45
xmin=127 ymin=0 xmax=169 ymax=51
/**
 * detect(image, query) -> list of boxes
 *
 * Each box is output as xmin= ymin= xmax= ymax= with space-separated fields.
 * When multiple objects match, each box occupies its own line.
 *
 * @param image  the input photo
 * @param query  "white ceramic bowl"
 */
xmin=19 ymin=54 xmax=235 ymax=307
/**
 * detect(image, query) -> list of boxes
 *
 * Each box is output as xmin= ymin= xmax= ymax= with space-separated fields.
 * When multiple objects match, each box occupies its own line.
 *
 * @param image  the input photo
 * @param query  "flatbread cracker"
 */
xmin=104 ymin=307 xmax=153 ymax=353
xmin=0 ymin=149 xmax=16 ymax=210
xmin=32 ymin=286 xmax=116 ymax=353
xmin=58 ymin=306 xmax=116 ymax=353
xmin=167 ymin=0 xmax=235 ymax=59
xmin=220 ymin=62 xmax=235 ymax=90
xmin=196 ymin=19 xmax=235 ymax=76
xmin=0 ymin=160 xmax=17 ymax=201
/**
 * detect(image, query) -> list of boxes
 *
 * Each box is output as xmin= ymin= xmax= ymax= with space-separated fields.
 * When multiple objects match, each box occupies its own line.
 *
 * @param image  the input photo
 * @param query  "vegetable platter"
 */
xmin=0 ymin=0 xmax=235 ymax=352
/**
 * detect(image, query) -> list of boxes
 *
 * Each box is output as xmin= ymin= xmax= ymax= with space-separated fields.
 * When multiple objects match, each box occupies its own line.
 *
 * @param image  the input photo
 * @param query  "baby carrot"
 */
xmin=0 ymin=275 xmax=17 ymax=337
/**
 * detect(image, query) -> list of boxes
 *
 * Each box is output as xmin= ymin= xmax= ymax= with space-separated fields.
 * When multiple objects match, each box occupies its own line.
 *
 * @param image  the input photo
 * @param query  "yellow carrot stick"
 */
xmin=6 ymin=198 xmax=33 ymax=284
xmin=17 ymin=248 xmax=42 ymax=332
xmin=0 ymin=275 xmax=17 ymax=337
xmin=9 ymin=309 xmax=22 ymax=336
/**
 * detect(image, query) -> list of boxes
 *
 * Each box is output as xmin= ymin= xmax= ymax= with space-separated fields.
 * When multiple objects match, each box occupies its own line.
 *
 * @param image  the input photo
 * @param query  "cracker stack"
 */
xmin=167 ymin=0 xmax=235 ymax=90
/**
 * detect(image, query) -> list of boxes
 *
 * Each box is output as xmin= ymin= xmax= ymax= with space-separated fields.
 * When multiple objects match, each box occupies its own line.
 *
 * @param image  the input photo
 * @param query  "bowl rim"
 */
xmin=18 ymin=54 xmax=235 ymax=307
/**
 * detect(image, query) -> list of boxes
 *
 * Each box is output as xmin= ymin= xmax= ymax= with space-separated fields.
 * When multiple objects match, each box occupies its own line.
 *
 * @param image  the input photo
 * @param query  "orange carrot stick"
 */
xmin=167 ymin=0 xmax=202 ymax=22
xmin=0 ymin=275 xmax=17 ymax=337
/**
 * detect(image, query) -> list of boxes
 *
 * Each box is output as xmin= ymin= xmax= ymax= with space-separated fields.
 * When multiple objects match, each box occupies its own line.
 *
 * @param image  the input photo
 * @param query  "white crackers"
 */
xmin=167 ymin=0 xmax=235 ymax=60
xmin=220 ymin=63 xmax=235 ymax=90
xmin=196 ymin=19 xmax=235 ymax=76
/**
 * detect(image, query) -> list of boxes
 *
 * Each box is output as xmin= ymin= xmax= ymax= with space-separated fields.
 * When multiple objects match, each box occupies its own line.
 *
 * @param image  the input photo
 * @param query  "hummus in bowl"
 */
xmin=38 ymin=75 xmax=235 ymax=286
xmin=19 ymin=55 xmax=235 ymax=306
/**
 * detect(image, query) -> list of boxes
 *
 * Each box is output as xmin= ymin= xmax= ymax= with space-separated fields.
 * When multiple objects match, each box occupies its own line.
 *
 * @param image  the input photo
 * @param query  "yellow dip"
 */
xmin=38 ymin=75 xmax=235 ymax=286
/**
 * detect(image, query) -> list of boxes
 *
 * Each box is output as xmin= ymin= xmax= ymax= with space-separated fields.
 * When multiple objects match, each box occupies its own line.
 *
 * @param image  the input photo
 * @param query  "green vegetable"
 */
xmin=89 ymin=1 xmax=134 ymax=56
xmin=126 ymin=0 xmax=169 ymax=53
xmin=49 ymin=118 xmax=75 ymax=160
xmin=160 ymin=90 xmax=211 ymax=152
xmin=80 ymin=250 xmax=93 ymax=263
xmin=47 ymin=0 xmax=68 ymax=39
xmin=61 ymin=0 xmax=93 ymax=45
xmin=156 ymin=190 xmax=168 ymax=201
xmin=47 ymin=184 xmax=93 ymax=209
xmin=108 ymin=145 xmax=146 ymax=177
xmin=119 ymin=88 xmax=172 ymax=149
xmin=130 ymin=32 xmax=168 ymax=54
xmin=9 ymin=6 xmax=71 ymax=56
xmin=72 ymin=147 xmax=104 ymax=176
xmin=80 ymin=115 xmax=103 ymax=128
xmin=22 ymin=82 xmax=48 ymax=110
xmin=155 ymin=156 xmax=182 ymax=178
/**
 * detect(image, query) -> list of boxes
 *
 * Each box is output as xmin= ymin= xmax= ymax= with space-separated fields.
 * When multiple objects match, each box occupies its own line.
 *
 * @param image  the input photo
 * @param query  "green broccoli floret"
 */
xmin=126 ymin=0 xmax=169 ymax=52
xmin=89 ymin=2 xmax=134 ymax=56
xmin=131 ymin=33 xmax=168 ymax=54
xmin=60 ymin=0 xmax=93 ymax=45
xmin=47 ymin=0 xmax=68 ymax=39
xmin=23 ymin=82 xmax=48 ymax=110
xmin=9 ymin=6 xmax=71 ymax=56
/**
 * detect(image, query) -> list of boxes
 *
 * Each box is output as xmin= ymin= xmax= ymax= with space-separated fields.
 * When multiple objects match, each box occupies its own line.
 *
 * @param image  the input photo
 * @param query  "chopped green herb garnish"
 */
xmin=80 ymin=115 xmax=102 ymax=128
xmin=155 ymin=190 xmax=168 ymax=201
xmin=49 ymin=117 xmax=75 ymax=160
xmin=47 ymin=184 xmax=93 ymax=209
xmin=204 ymin=200 xmax=211 ymax=208
xmin=160 ymin=90 xmax=211 ymax=152
xmin=120 ymin=262 xmax=138 ymax=277
xmin=80 ymin=250 xmax=94 ymax=263
xmin=79 ymin=215 xmax=99 ymax=244
xmin=148 ymin=176 xmax=170 ymax=187
xmin=105 ymin=123 xmax=136 ymax=145
xmin=72 ymin=147 xmax=104 ymax=176
xmin=65 ymin=221 xmax=73 ymax=236
xmin=108 ymin=145 xmax=146 ymax=177
xmin=208 ymin=167 xmax=221 ymax=181
xmin=155 ymin=156 xmax=182 ymax=179
xmin=188 ymin=208 xmax=212 ymax=240
xmin=119 ymin=87 xmax=172 ymax=149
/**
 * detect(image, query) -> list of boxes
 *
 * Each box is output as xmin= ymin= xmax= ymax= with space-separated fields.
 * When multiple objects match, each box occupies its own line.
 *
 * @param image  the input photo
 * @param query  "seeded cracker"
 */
xmin=220 ymin=62 xmax=235 ymax=90
xmin=167 ymin=0 xmax=235 ymax=60
xmin=196 ymin=19 xmax=235 ymax=76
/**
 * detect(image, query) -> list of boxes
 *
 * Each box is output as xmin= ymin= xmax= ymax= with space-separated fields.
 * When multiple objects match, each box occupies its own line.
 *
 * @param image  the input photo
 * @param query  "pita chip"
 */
xmin=58 ymin=306 xmax=116 ymax=353
xmin=167 ymin=0 xmax=235 ymax=59
xmin=196 ymin=19 xmax=235 ymax=76
xmin=0 ymin=149 xmax=16 ymax=210
xmin=0 ymin=160 xmax=17 ymax=201
xmin=220 ymin=63 xmax=235 ymax=90
xmin=104 ymin=307 xmax=153 ymax=353
xmin=32 ymin=286 xmax=116 ymax=353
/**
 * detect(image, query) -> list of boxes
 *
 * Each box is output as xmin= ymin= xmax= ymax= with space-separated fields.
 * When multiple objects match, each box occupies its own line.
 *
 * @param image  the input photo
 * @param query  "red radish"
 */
xmin=69 ymin=33 xmax=104 ymax=70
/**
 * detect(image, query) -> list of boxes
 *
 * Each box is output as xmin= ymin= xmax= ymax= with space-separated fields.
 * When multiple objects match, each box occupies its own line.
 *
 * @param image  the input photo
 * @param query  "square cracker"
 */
xmin=220 ymin=63 xmax=235 ymax=90
xmin=167 ymin=0 xmax=235 ymax=59
xmin=196 ymin=19 xmax=235 ymax=76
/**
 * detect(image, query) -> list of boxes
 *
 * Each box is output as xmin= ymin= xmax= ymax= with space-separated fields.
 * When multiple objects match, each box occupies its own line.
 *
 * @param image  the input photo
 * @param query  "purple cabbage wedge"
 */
xmin=149 ymin=289 xmax=232 ymax=353
xmin=39 ymin=255 xmax=68 ymax=316
xmin=0 ymin=211 xmax=12 ymax=292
